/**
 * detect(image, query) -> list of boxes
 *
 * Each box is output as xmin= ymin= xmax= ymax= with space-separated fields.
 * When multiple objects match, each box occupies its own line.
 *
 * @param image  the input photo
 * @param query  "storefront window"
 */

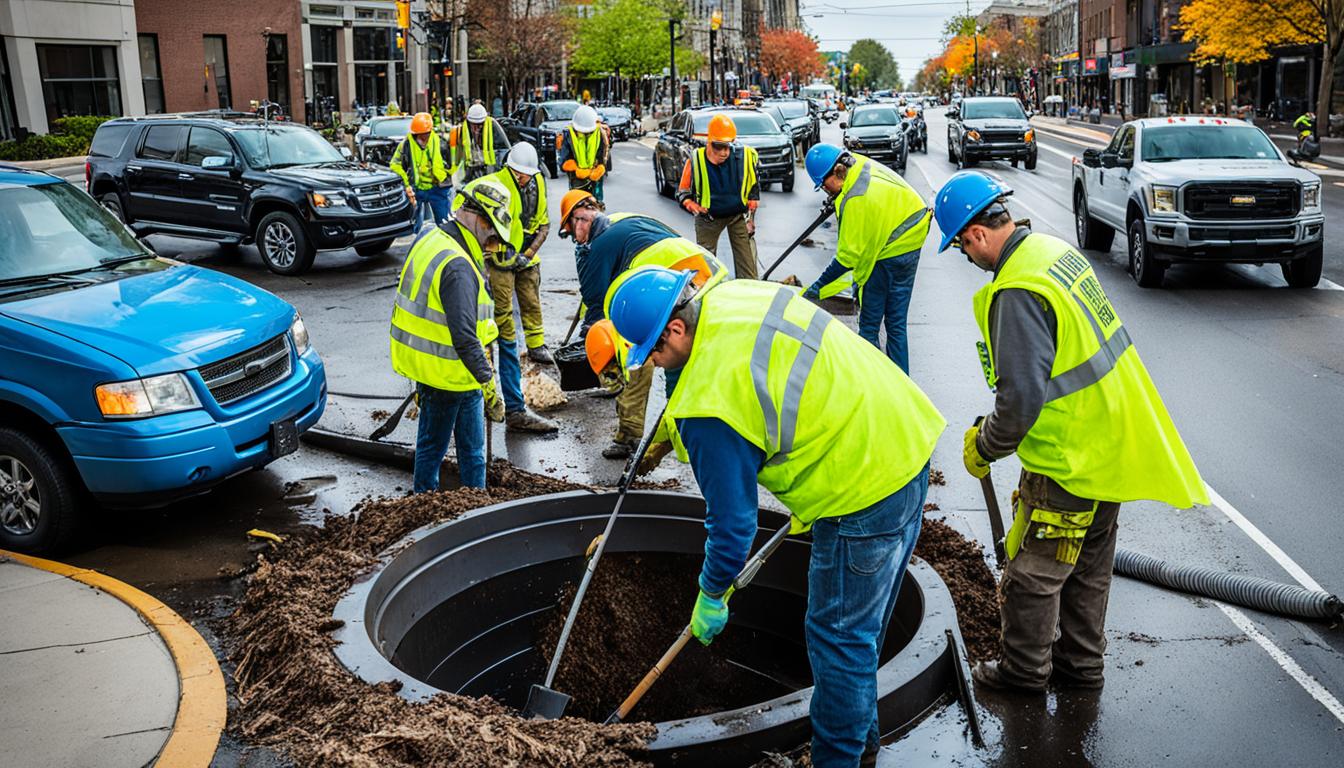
xmin=354 ymin=28 xmax=392 ymax=62
xmin=355 ymin=64 xmax=388 ymax=107
xmin=0 ymin=38 xmax=18 ymax=140
xmin=138 ymin=35 xmax=164 ymax=114
xmin=204 ymin=35 xmax=231 ymax=110
xmin=36 ymin=45 xmax=122 ymax=120
xmin=310 ymin=26 xmax=338 ymax=65
xmin=266 ymin=34 xmax=289 ymax=111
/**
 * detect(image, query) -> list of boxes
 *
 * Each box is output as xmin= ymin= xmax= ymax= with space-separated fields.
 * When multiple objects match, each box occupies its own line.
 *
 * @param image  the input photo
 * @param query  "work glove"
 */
xmin=636 ymin=439 xmax=674 ymax=477
xmin=963 ymin=424 xmax=991 ymax=479
xmin=690 ymin=589 xmax=729 ymax=646
xmin=802 ymin=283 xmax=822 ymax=301
xmin=562 ymin=159 xmax=578 ymax=173
xmin=590 ymin=164 xmax=606 ymax=181
xmin=512 ymin=251 xmax=536 ymax=272
xmin=575 ymin=167 xmax=592 ymax=180
xmin=682 ymin=199 xmax=708 ymax=216
xmin=481 ymin=379 xmax=506 ymax=423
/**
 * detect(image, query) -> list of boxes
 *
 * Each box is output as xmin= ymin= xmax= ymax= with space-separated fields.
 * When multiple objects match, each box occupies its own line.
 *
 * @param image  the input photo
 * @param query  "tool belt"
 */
xmin=1006 ymin=471 xmax=1097 ymax=565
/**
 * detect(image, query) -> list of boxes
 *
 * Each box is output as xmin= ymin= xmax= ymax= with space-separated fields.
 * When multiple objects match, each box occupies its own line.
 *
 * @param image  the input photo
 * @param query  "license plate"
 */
xmin=271 ymin=419 xmax=299 ymax=458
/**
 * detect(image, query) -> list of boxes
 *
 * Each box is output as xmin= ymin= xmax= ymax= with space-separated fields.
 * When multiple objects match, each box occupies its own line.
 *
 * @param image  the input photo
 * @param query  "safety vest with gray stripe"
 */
xmin=389 ymin=225 xmax=499 ymax=391
xmin=663 ymin=280 xmax=945 ymax=533
xmin=972 ymin=232 xmax=1207 ymax=508
xmin=819 ymin=153 xmax=931 ymax=300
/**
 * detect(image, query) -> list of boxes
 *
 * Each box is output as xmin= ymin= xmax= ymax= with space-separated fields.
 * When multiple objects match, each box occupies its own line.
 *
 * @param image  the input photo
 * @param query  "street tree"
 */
xmin=570 ymin=0 xmax=701 ymax=103
xmin=848 ymin=39 xmax=901 ymax=90
xmin=473 ymin=0 xmax=572 ymax=112
xmin=759 ymin=27 xmax=825 ymax=89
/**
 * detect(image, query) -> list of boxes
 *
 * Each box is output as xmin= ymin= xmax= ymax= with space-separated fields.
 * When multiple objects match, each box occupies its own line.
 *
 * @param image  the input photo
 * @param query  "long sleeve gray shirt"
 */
xmin=976 ymin=227 xmax=1059 ymax=460
xmin=435 ymin=223 xmax=493 ymax=385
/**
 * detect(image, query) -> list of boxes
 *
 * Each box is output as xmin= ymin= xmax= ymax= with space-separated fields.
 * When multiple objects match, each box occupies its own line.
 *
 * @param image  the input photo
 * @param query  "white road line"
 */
xmin=1204 ymin=485 xmax=1326 ymax=593
xmin=1036 ymin=142 xmax=1077 ymax=161
xmin=1216 ymin=602 xmax=1344 ymax=725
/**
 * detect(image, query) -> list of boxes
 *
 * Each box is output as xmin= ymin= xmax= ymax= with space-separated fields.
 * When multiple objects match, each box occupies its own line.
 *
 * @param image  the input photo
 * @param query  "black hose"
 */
xmin=1115 ymin=548 xmax=1343 ymax=622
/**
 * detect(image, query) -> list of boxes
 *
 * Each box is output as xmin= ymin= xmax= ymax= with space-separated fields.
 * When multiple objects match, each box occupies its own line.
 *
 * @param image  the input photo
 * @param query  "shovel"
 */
xmin=522 ymin=407 xmax=667 ymax=719
xmin=974 ymin=417 xmax=1007 ymax=567
xmin=604 ymin=519 xmax=793 ymax=725
xmin=761 ymin=200 xmax=835 ymax=281
xmin=368 ymin=390 xmax=415 ymax=442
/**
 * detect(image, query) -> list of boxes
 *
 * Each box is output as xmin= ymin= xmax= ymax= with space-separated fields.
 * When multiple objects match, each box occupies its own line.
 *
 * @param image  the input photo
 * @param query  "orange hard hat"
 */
xmin=707 ymin=113 xmax=737 ymax=143
xmin=670 ymin=254 xmax=714 ymax=287
xmin=585 ymin=319 xmax=623 ymax=375
xmin=410 ymin=112 xmax=433 ymax=134
xmin=559 ymin=189 xmax=596 ymax=233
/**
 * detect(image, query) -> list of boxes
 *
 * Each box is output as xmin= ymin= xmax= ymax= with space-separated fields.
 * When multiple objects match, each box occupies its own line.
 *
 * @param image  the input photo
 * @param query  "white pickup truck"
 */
xmin=1071 ymin=117 xmax=1324 ymax=288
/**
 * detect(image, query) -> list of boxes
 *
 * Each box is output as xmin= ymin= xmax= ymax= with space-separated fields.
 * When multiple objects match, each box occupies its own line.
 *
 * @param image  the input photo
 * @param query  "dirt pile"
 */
xmin=915 ymin=517 xmax=1000 ymax=662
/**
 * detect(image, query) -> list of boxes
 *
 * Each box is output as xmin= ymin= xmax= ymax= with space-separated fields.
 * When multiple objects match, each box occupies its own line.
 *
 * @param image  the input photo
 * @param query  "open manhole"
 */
xmin=333 ymin=490 xmax=972 ymax=765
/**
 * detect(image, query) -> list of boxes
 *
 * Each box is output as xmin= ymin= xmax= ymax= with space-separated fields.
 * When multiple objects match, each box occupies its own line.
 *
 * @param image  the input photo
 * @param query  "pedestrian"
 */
xmin=450 ymin=103 xmax=510 ymax=183
xmin=389 ymin=112 xmax=452 ymax=233
xmin=802 ymin=144 xmax=931 ymax=374
xmin=605 ymin=267 xmax=945 ymax=767
xmin=931 ymin=171 xmax=1208 ymax=693
xmin=676 ymin=113 xmax=761 ymax=280
xmin=389 ymin=177 xmax=516 ymax=492
xmin=558 ymin=105 xmax=610 ymax=201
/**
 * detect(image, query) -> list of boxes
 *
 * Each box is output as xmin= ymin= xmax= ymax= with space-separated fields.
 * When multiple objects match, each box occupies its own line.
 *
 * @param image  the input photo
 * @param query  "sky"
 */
xmin=800 ymin=0 xmax=994 ymax=84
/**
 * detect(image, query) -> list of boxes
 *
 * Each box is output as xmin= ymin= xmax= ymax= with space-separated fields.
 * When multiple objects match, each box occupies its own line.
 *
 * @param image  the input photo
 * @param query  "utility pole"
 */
xmin=669 ymin=18 xmax=679 ymax=112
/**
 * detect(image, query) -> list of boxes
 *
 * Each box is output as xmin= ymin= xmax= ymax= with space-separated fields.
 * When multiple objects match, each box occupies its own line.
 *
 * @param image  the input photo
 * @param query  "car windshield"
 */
xmin=234 ymin=125 xmax=345 ymax=169
xmin=1141 ymin=124 xmax=1279 ymax=161
xmin=692 ymin=112 xmax=779 ymax=135
xmin=542 ymin=102 xmax=580 ymax=121
xmin=773 ymin=101 xmax=808 ymax=118
xmin=851 ymin=108 xmax=899 ymax=127
xmin=961 ymin=100 xmax=1026 ymax=120
xmin=761 ymin=106 xmax=787 ymax=129
xmin=599 ymin=107 xmax=630 ymax=120
xmin=372 ymin=117 xmax=412 ymax=137
xmin=0 ymin=182 xmax=152 ymax=282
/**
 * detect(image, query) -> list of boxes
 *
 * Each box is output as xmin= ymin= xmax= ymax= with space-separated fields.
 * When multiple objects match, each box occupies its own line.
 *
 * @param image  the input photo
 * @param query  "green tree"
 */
xmin=571 ymin=0 xmax=700 ymax=96
xmin=848 ymin=39 xmax=901 ymax=90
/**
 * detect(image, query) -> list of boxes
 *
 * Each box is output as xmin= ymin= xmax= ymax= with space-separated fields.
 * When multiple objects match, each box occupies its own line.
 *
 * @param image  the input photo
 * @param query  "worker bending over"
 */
xmin=389 ymin=112 xmax=451 ymax=232
xmin=934 ymin=171 xmax=1207 ymax=692
xmin=607 ymin=268 xmax=944 ymax=767
xmin=676 ymin=113 xmax=761 ymax=279
xmin=558 ymin=105 xmax=610 ymax=201
xmin=450 ymin=103 xmax=510 ymax=183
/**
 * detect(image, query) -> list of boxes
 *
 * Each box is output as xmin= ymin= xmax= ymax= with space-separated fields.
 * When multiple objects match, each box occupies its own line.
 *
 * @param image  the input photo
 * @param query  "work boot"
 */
xmin=859 ymin=742 xmax=879 ymax=768
xmin=971 ymin=660 xmax=1046 ymax=693
xmin=602 ymin=439 xmax=636 ymax=459
xmin=1049 ymin=666 xmax=1104 ymax=690
xmin=505 ymin=409 xmax=559 ymax=434
xmin=527 ymin=345 xmax=554 ymax=364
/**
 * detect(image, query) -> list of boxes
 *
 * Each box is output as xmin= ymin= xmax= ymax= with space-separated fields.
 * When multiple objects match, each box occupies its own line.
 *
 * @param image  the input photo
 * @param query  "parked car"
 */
xmin=1071 ymin=116 xmax=1324 ymax=288
xmin=597 ymin=105 xmax=636 ymax=141
xmin=355 ymin=115 xmax=413 ymax=165
xmin=86 ymin=115 xmax=412 ymax=276
xmin=653 ymin=107 xmax=796 ymax=196
xmin=763 ymin=98 xmax=819 ymax=149
xmin=499 ymin=100 xmax=583 ymax=179
xmin=947 ymin=96 xmax=1037 ymax=169
xmin=0 ymin=165 xmax=327 ymax=552
xmin=841 ymin=105 xmax=908 ymax=174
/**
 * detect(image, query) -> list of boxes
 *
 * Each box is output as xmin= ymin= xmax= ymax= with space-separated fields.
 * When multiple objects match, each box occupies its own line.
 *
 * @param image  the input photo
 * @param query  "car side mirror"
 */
xmin=1082 ymin=149 xmax=1102 ymax=168
xmin=339 ymin=146 xmax=353 ymax=159
xmin=838 ymin=122 xmax=848 ymax=129
xmin=201 ymin=155 xmax=230 ymax=170
xmin=1100 ymin=151 xmax=1118 ymax=169
xmin=1117 ymin=155 xmax=1133 ymax=169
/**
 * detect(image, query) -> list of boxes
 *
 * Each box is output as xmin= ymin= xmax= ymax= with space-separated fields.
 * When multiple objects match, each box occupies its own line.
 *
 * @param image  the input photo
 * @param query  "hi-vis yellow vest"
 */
xmin=568 ymin=127 xmax=601 ymax=169
xmin=391 ymin=134 xmax=448 ymax=190
xmin=486 ymin=167 xmax=549 ymax=260
xmin=820 ymin=153 xmax=931 ymax=300
xmin=664 ymin=280 xmax=946 ymax=532
xmin=973 ymin=232 xmax=1207 ymax=507
xmin=602 ymin=237 xmax=728 ymax=319
xmin=454 ymin=120 xmax=497 ymax=172
xmin=389 ymin=225 xmax=499 ymax=391
xmin=690 ymin=145 xmax=759 ymax=210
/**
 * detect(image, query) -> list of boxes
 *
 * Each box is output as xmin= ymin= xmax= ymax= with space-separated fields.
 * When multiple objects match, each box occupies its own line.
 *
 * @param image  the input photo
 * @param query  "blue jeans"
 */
xmin=857 ymin=251 xmax=920 ymax=374
xmin=495 ymin=335 xmax=526 ymax=414
xmin=413 ymin=185 xmax=451 ymax=233
xmin=413 ymin=383 xmax=486 ymax=491
xmin=806 ymin=464 xmax=930 ymax=767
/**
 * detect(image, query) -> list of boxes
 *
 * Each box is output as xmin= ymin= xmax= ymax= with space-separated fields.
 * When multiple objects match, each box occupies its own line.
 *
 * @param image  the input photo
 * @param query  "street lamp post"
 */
xmin=668 ymin=18 xmax=679 ymax=112
xmin=709 ymin=9 xmax=722 ymax=104
xmin=992 ymin=50 xmax=999 ymax=95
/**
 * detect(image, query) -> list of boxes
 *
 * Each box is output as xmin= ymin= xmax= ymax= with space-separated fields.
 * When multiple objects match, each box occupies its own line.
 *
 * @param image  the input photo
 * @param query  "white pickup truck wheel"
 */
xmin=1128 ymin=218 xmax=1167 ymax=288
xmin=1074 ymin=190 xmax=1114 ymax=252
xmin=1282 ymin=243 xmax=1323 ymax=288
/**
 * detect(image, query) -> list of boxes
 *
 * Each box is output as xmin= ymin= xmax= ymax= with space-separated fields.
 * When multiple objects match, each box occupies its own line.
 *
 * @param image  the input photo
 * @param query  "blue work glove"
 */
xmin=802 ymin=283 xmax=821 ymax=301
xmin=691 ymin=589 xmax=729 ymax=646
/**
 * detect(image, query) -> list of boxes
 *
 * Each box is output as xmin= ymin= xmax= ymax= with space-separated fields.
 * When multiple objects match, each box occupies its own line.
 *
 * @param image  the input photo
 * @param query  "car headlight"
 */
xmin=1303 ymin=181 xmax=1321 ymax=209
xmin=1148 ymin=185 xmax=1178 ymax=213
xmin=966 ymin=130 xmax=981 ymax=142
xmin=309 ymin=190 xmax=349 ymax=209
xmin=1024 ymin=129 xmax=1035 ymax=144
xmin=291 ymin=314 xmax=310 ymax=354
xmin=95 ymin=373 xmax=201 ymax=419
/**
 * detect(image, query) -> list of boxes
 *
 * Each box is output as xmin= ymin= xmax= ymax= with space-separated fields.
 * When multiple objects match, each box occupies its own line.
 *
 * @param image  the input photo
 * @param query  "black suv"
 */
xmin=499 ymin=100 xmax=583 ymax=179
xmin=653 ymin=107 xmax=796 ymax=195
xmin=947 ymin=97 xmax=1037 ymax=170
xmin=86 ymin=115 xmax=413 ymax=275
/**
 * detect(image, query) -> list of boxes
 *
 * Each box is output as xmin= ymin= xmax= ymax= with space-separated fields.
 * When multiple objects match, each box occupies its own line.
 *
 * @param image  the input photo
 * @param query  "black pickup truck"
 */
xmin=86 ymin=115 xmax=413 ymax=275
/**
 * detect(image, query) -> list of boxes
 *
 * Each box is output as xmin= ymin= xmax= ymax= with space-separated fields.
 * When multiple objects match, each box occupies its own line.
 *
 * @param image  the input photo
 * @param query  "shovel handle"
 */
xmin=606 ymin=625 xmax=694 ymax=724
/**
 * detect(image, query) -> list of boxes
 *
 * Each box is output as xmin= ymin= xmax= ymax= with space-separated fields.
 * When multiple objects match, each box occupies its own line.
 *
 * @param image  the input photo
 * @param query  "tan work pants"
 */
xmin=695 ymin=213 xmax=758 ymax=280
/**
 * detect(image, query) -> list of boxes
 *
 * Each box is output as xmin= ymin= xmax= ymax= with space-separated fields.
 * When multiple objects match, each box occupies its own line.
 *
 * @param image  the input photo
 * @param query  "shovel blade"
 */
xmin=603 ymin=710 xmax=622 ymax=725
xmin=523 ymin=684 xmax=571 ymax=720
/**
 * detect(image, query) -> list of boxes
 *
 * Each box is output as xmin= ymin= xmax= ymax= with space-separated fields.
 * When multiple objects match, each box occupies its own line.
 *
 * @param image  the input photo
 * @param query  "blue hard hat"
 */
xmin=933 ymin=171 xmax=1013 ymax=251
xmin=608 ymin=267 xmax=695 ymax=368
xmin=805 ymin=143 xmax=845 ymax=190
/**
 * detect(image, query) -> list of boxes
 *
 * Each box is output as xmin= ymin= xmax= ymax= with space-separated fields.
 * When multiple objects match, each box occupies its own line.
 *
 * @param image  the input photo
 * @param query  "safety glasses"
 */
xmin=709 ymin=141 xmax=732 ymax=152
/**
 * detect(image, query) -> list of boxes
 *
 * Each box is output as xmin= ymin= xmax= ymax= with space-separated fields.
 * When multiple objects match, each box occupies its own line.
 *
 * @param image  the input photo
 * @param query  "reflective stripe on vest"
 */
xmin=459 ymin=121 xmax=497 ymax=167
xmin=690 ymin=146 xmax=758 ymax=210
xmin=569 ymin=127 xmax=600 ymax=168
xmin=395 ymin=135 xmax=446 ymax=189
xmin=751 ymin=288 xmax=829 ymax=465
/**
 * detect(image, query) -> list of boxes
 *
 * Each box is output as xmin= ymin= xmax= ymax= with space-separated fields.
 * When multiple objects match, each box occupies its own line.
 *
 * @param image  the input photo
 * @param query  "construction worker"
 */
xmin=389 ymin=177 xmax=514 ymax=492
xmin=559 ymin=190 xmax=723 ymax=459
xmin=676 ymin=113 xmax=761 ymax=280
xmin=933 ymin=171 xmax=1208 ymax=693
xmin=558 ymin=105 xmax=609 ymax=201
xmin=606 ymin=267 xmax=944 ymax=767
xmin=584 ymin=319 xmax=629 ymax=395
xmin=802 ymin=143 xmax=931 ymax=374
xmin=390 ymin=112 xmax=451 ymax=232
xmin=450 ymin=103 xmax=510 ymax=182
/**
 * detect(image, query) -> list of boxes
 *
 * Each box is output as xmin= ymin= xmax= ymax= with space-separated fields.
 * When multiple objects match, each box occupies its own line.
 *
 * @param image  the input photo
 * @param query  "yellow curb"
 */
xmin=0 ymin=550 xmax=225 ymax=767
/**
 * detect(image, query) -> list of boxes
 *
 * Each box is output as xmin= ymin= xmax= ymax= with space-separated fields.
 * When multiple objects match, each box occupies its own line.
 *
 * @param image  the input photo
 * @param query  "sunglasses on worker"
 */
xmin=709 ymin=141 xmax=732 ymax=152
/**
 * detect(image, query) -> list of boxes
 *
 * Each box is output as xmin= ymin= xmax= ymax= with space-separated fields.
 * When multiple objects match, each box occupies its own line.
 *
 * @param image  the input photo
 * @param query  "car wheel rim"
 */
xmin=1131 ymin=229 xmax=1143 ymax=275
xmin=1076 ymin=202 xmax=1086 ymax=243
xmin=0 ymin=455 xmax=40 ymax=536
xmin=265 ymin=222 xmax=297 ymax=268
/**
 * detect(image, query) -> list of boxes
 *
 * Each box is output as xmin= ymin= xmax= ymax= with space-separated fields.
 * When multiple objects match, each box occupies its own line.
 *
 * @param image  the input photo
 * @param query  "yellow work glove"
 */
xmin=481 ymin=380 xmax=505 ymax=423
xmin=963 ymin=424 xmax=990 ymax=479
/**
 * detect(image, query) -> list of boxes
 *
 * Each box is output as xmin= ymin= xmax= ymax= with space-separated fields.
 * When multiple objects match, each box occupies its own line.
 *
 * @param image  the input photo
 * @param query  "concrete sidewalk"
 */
xmin=0 ymin=553 xmax=224 ymax=768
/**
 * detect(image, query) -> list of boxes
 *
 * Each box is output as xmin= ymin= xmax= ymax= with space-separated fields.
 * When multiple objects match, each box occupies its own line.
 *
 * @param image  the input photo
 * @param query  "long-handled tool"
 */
xmin=760 ymin=200 xmax=835 ymax=281
xmin=368 ymin=390 xmax=415 ymax=441
xmin=604 ymin=519 xmax=793 ymax=725
xmin=522 ymin=407 xmax=667 ymax=719
xmin=974 ymin=417 xmax=1007 ymax=567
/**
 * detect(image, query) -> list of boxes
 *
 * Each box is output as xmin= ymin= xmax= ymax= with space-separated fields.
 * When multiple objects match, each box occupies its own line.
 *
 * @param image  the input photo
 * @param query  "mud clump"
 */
xmin=915 ymin=517 xmax=1000 ymax=662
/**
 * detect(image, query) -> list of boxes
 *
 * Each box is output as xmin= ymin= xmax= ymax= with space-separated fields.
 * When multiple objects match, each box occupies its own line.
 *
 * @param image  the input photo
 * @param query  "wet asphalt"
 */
xmin=56 ymin=111 xmax=1344 ymax=766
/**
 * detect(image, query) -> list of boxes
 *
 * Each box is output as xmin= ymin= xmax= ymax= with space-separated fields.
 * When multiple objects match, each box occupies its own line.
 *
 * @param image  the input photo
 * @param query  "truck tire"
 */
xmin=782 ymin=169 xmax=795 ymax=192
xmin=1128 ymin=217 xmax=1167 ymax=288
xmin=100 ymin=192 xmax=127 ymax=223
xmin=257 ymin=210 xmax=316 ymax=276
xmin=1025 ymin=151 xmax=1038 ymax=171
xmin=1074 ymin=190 xmax=1114 ymax=252
xmin=0 ymin=427 xmax=82 ymax=554
xmin=947 ymin=140 xmax=957 ymax=164
xmin=653 ymin=157 xmax=673 ymax=198
xmin=1282 ymin=243 xmax=1323 ymax=288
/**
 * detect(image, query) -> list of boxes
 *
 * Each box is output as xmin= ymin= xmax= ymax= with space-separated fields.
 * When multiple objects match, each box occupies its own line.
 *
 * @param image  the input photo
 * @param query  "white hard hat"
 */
xmin=572 ymin=105 xmax=598 ymax=133
xmin=506 ymin=141 xmax=541 ymax=176
xmin=467 ymin=103 xmax=488 ymax=124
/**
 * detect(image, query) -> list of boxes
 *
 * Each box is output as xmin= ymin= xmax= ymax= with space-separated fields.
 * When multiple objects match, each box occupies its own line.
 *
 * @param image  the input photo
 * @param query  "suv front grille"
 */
xmin=980 ymin=129 xmax=1023 ymax=143
xmin=756 ymin=146 xmax=790 ymax=163
xmin=198 ymin=334 xmax=292 ymax=406
xmin=1184 ymin=182 xmax=1300 ymax=220
xmin=353 ymin=180 xmax=406 ymax=213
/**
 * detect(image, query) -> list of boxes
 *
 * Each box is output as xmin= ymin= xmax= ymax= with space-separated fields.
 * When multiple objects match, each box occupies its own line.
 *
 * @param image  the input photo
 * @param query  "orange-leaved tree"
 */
xmin=760 ymin=27 xmax=825 ymax=87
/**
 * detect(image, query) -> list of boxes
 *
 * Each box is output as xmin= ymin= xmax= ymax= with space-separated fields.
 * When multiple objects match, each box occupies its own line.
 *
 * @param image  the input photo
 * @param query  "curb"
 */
xmin=0 ymin=550 xmax=225 ymax=767
xmin=4 ymin=155 xmax=87 ymax=171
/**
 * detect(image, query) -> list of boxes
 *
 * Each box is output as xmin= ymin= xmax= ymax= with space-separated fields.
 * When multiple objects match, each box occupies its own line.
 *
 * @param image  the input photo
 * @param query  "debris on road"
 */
xmin=916 ymin=516 xmax=1000 ymax=663
xmin=523 ymin=366 xmax=569 ymax=411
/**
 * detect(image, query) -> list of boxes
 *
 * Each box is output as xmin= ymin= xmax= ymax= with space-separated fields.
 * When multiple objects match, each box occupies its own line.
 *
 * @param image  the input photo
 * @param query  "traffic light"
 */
xmin=711 ymin=9 xmax=722 ymax=31
xmin=396 ymin=0 xmax=410 ymax=30
xmin=442 ymin=66 xmax=453 ymax=77
xmin=396 ymin=30 xmax=406 ymax=50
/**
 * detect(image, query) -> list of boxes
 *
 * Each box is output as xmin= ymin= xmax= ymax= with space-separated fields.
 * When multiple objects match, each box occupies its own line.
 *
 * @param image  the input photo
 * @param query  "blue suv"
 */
xmin=0 ymin=165 xmax=326 ymax=552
